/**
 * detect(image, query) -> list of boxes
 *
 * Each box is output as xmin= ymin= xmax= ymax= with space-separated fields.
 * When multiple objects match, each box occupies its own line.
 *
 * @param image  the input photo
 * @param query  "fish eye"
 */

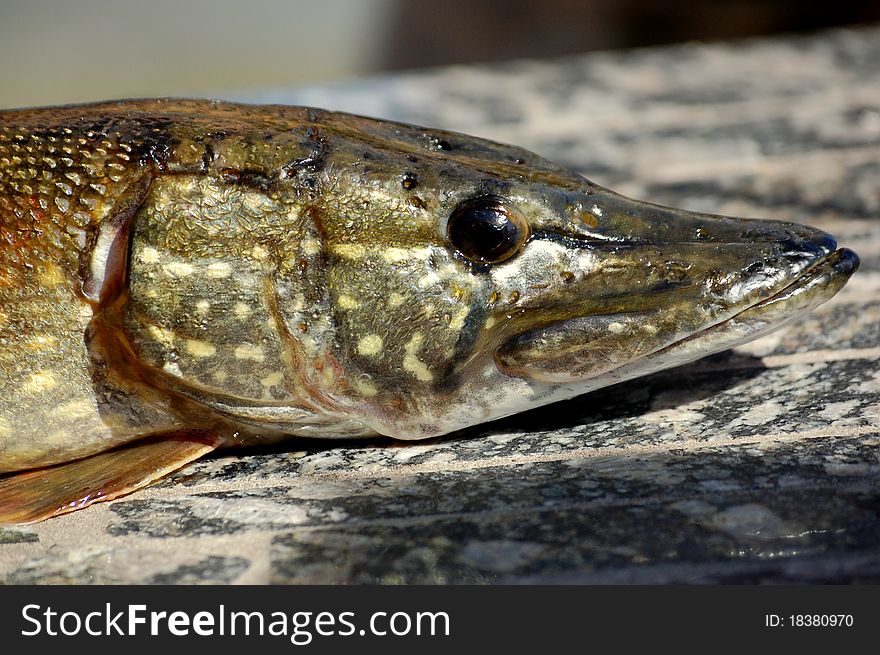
xmin=447 ymin=196 xmax=529 ymax=264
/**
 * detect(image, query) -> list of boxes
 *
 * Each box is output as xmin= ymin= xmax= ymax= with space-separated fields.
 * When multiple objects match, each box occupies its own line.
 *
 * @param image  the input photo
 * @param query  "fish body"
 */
xmin=0 ymin=99 xmax=858 ymax=522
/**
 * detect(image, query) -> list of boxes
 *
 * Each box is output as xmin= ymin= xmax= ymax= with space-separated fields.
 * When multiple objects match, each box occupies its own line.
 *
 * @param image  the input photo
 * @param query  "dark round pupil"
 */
xmin=448 ymin=198 xmax=520 ymax=264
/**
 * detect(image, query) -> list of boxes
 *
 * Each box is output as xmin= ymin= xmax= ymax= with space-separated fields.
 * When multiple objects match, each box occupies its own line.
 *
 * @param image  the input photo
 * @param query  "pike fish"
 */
xmin=0 ymin=99 xmax=858 ymax=523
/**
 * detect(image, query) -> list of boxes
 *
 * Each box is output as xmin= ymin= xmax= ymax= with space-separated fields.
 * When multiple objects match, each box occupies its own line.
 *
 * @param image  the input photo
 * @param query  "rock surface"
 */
xmin=1 ymin=26 xmax=878 ymax=584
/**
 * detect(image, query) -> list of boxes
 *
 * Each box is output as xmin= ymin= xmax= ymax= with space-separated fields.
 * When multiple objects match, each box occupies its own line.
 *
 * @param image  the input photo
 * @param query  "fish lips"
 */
xmin=495 ymin=239 xmax=859 ymax=384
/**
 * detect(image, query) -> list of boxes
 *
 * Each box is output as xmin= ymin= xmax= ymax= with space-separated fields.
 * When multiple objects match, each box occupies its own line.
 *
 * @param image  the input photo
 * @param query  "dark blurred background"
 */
xmin=1 ymin=0 xmax=878 ymax=108
xmin=384 ymin=0 xmax=880 ymax=69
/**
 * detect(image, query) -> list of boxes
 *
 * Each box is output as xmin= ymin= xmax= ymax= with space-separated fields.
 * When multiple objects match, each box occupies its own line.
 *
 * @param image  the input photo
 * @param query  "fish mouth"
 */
xmin=720 ymin=246 xmax=857 ymax=320
xmin=495 ymin=242 xmax=859 ymax=385
xmin=562 ymin=245 xmax=858 ymax=391
xmin=654 ymin=246 xmax=858 ymax=357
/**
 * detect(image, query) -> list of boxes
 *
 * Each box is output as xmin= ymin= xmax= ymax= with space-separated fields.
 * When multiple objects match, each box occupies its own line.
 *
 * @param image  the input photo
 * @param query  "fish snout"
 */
xmin=493 ymin=195 xmax=858 ymax=384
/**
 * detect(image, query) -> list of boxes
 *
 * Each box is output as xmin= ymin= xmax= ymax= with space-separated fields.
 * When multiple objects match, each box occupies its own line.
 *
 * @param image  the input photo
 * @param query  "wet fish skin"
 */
xmin=0 ymin=98 xmax=858 ymax=479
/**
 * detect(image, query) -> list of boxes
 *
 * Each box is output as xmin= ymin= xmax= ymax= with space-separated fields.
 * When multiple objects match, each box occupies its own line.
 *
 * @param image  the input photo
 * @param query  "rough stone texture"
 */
xmin=1 ymin=26 xmax=878 ymax=584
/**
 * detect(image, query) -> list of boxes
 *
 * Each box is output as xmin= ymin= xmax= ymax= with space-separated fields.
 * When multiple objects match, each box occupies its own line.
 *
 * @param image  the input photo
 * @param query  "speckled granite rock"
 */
xmin=2 ymin=26 xmax=878 ymax=584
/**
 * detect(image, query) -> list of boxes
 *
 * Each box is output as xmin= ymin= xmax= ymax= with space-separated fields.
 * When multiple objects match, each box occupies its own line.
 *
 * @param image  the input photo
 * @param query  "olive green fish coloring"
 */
xmin=0 ymin=99 xmax=858 ymax=522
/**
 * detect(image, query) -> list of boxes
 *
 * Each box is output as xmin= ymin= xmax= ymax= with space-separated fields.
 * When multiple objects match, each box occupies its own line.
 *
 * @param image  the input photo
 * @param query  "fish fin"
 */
xmin=0 ymin=431 xmax=221 ymax=524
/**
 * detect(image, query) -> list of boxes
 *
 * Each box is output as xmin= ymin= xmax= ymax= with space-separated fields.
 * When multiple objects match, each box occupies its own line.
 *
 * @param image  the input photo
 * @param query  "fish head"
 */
xmin=295 ymin=113 xmax=859 ymax=438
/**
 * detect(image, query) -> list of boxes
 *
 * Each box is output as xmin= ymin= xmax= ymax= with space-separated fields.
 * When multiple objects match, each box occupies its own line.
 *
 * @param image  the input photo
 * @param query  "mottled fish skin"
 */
xmin=0 ymin=98 xmax=858 ymax=475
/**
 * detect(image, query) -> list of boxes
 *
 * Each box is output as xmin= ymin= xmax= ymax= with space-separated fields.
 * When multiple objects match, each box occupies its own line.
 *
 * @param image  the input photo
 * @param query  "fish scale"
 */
xmin=0 ymin=98 xmax=858 ymax=523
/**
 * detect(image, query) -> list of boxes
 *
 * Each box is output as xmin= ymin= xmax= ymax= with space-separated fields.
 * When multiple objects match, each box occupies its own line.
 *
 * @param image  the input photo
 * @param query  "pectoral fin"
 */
xmin=0 ymin=431 xmax=221 ymax=524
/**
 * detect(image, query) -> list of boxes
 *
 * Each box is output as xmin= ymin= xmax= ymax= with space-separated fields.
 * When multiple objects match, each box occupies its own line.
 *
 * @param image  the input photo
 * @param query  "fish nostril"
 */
xmin=786 ymin=226 xmax=837 ymax=258
xmin=814 ymin=232 xmax=837 ymax=255
xmin=788 ymin=229 xmax=836 ymax=258
xmin=739 ymin=222 xmax=836 ymax=255
xmin=776 ymin=230 xmax=836 ymax=264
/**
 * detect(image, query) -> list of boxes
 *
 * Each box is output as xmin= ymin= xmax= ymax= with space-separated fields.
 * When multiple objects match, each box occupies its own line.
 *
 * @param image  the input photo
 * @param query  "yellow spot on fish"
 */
xmin=608 ymin=321 xmax=625 ymax=333
xmin=235 ymin=343 xmax=265 ymax=362
xmin=508 ymin=290 xmax=520 ymax=304
xmin=213 ymin=370 xmax=228 ymax=383
xmin=23 ymin=370 xmax=58 ymax=394
xmin=382 ymin=247 xmax=422 ymax=263
xmin=332 ymin=243 xmax=368 ymax=259
xmin=186 ymin=339 xmax=217 ymax=358
xmin=138 ymin=247 xmax=160 ymax=264
xmin=207 ymin=262 xmax=232 ymax=278
xmin=53 ymin=399 xmax=94 ymax=419
xmin=260 ymin=371 xmax=284 ymax=387
xmin=195 ymin=299 xmax=211 ymax=315
xmin=319 ymin=367 xmax=335 ymax=387
xmin=387 ymin=292 xmax=404 ymax=308
xmin=251 ymin=245 xmax=269 ymax=260
xmin=233 ymin=302 xmax=252 ymax=318
xmin=403 ymin=332 xmax=433 ymax=382
xmin=354 ymin=378 xmax=378 ymax=397
xmin=417 ymin=272 xmax=440 ymax=289
xmin=449 ymin=307 xmax=468 ymax=332
xmin=485 ymin=316 xmax=496 ymax=329
xmin=286 ymin=292 xmax=305 ymax=312
xmin=302 ymin=237 xmax=321 ymax=256
xmin=338 ymin=294 xmax=360 ymax=310
xmin=25 ymin=333 xmax=59 ymax=351
xmin=147 ymin=324 xmax=175 ymax=346
xmin=39 ymin=264 xmax=65 ymax=287
xmin=163 ymin=261 xmax=195 ymax=277
xmin=357 ymin=334 xmax=384 ymax=356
